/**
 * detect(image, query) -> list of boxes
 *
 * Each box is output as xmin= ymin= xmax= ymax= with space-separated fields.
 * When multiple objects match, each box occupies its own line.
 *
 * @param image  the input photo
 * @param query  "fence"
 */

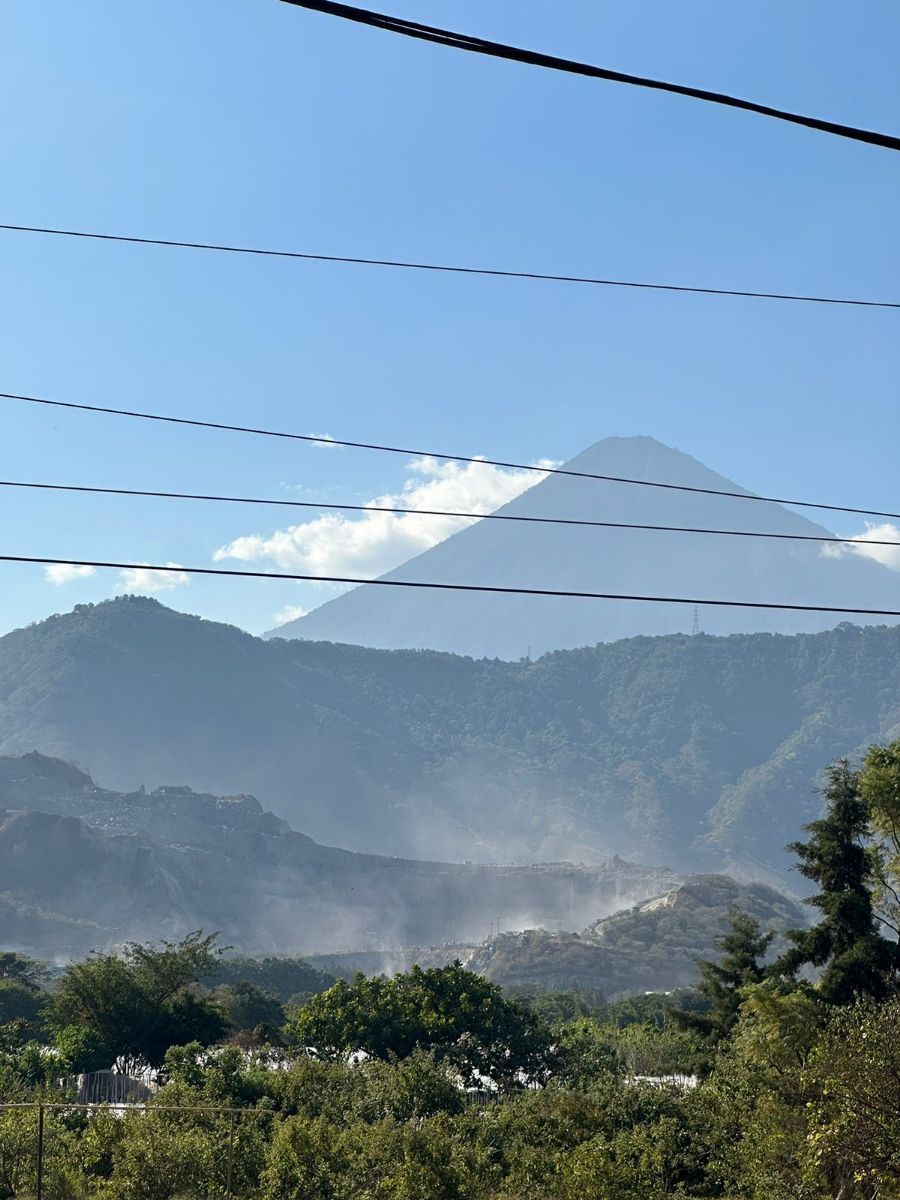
xmin=0 ymin=1087 xmax=535 ymax=1196
xmin=0 ymin=1100 xmax=278 ymax=1200
xmin=61 ymin=1069 xmax=156 ymax=1106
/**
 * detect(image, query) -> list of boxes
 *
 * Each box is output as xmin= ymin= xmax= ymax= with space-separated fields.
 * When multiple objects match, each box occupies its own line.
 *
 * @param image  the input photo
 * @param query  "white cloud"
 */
xmin=117 ymin=563 xmax=191 ymax=593
xmin=44 ymin=563 xmax=96 ymax=585
xmin=214 ymin=457 xmax=554 ymax=578
xmin=309 ymin=433 xmax=339 ymax=448
xmin=273 ymin=604 xmax=310 ymax=627
xmin=822 ymin=523 xmax=900 ymax=572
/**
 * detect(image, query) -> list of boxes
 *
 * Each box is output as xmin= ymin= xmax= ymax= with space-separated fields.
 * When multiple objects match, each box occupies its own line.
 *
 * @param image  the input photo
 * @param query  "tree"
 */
xmin=507 ymin=986 xmax=605 ymax=1026
xmin=0 ymin=950 xmax=47 ymax=1036
xmin=702 ymin=982 xmax=824 ymax=1200
xmin=731 ymin=980 xmax=823 ymax=1077
xmin=807 ymin=996 xmax=900 ymax=1194
xmin=46 ymin=932 xmax=227 ymax=1073
xmin=354 ymin=1050 xmax=465 ymax=1122
xmin=673 ymin=910 xmax=773 ymax=1045
xmin=0 ymin=953 xmax=49 ymax=989
xmin=0 ymin=981 xmax=44 ymax=1033
xmin=776 ymin=759 xmax=900 ymax=1003
xmin=0 ymin=954 xmax=47 ymax=1039
xmin=0 ymin=1019 xmax=48 ymax=1090
xmin=208 ymin=956 xmax=335 ymax=1005
xmin=859 ymin=738 xmax=900 ymax=938
xmin=288 ymin=962 xmax=556 ymax=1090
xmin=212 ymin=981 xmax=285 ymax=1037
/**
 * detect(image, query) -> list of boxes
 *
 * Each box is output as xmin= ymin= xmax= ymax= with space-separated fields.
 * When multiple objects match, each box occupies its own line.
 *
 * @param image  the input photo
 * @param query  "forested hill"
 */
xmin=1 ymin=598 xmax=899 ymax=875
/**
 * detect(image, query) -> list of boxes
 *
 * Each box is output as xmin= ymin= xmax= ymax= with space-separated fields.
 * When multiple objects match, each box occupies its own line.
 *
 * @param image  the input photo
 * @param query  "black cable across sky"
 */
xmin=2 ymin=224 xmax=895 ymax=309
xmin=5 ymin=554 xmax=900 ymax=616
xmin=280 ymin=0 xmax=900 ymax=153
xmin=5 ymin=390 xmax=900 ymax=523
xmin=3 ymin=478 xmax=898 ymax=551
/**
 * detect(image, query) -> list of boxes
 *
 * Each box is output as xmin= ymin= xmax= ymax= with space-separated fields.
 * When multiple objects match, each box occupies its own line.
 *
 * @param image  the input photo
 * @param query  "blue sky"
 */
xmin=1 ymin=0 xmax=898 ymax=636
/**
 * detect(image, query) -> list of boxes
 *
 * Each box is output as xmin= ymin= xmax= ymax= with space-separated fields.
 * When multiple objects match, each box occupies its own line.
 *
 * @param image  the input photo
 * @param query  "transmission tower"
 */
xmin=691 ymin=606 xmax=701 ymax=635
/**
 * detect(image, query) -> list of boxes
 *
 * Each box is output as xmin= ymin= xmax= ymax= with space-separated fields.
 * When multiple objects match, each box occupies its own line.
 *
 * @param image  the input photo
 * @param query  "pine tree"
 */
xmin=777 ymin=759 xmax=900 ymax=1003
xmin=674 ymin=910 xmax=773 ymax=1044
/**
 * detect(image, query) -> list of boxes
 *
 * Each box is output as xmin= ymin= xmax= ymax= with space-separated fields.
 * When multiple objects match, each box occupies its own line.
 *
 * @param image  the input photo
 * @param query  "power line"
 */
xmin=6 ymin=553 xmax=900 ymax=616
xmin=3 ymin=477 xmax=899 ymax=551
xmin=2 ymin=223 xmax=895 ymax=309
xmin=5 ymin=389 xmax=900 ymax=523
xmin=280 ymin=0 xmax=900 ymax=153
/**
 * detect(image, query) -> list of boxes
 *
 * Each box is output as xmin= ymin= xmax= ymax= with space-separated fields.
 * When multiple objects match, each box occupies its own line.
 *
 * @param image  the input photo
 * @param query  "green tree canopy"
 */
xmin=0 ymin=980 xmax=44 ymax=1033
xmin=859 ymin=738 xmax=900 ymax=938
xmin=288 ymin=962 xmax=555 ymax=1090
xmin=204 ymin=956 xmax=335 ymax=1004
xmin=212 ymin=980 xmax=285 ymax=1037
xmin=777 ymin=759 xmax=900 ymax=1003
xmin=807 ymin=996 xmax=900 ymax=1194
xmin=0 ymin=953 xmax=49 ymax=989
xmin=45 ymin=931 xmax=227 ymax=1073
xmin=674 ymin=910 xmax=773 ymax=1045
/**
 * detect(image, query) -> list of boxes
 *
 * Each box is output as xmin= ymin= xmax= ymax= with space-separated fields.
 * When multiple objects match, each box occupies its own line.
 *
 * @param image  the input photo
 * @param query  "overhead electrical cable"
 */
xmin=5 ymin=390 xmax=900 ymax=523
xmin=5 ymin=554 xmax=900 ymax=617
xmin=0 ymin=224 xmax=896 ymax=309
xmin=279 ymin=0 xmax=900 ymax=153
xmin=2 ymin=477 xmax=898 ymax=551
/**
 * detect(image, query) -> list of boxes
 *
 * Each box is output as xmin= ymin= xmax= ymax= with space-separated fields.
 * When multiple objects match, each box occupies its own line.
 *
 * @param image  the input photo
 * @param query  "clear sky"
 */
xmin=1 ymin=0 xmax=898 ymax=636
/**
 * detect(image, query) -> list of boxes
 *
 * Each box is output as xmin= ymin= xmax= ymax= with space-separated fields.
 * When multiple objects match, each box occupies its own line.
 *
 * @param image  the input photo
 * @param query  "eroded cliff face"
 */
xmin=0 ymin=753 xmax=682 ymax=958
xmin=306 ymin=875 xmax=803 ymax=999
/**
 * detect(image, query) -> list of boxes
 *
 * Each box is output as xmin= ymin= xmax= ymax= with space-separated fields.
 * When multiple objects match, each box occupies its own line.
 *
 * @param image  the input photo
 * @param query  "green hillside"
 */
xmin=2 ymin=598 xmax=899 ymax=874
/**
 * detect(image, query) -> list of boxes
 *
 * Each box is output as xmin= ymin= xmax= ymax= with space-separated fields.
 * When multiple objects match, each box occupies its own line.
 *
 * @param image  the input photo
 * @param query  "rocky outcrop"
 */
xmin=0 ymin=754 xmax=685 ymax=959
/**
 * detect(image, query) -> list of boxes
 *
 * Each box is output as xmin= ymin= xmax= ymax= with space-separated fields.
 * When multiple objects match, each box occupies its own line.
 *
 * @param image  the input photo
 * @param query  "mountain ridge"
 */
xmin=1 ymin=598 xmax=899 ymax=876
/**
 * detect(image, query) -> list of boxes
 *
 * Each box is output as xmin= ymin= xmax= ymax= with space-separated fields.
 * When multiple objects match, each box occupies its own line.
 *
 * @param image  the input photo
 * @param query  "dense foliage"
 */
xmin=205 ymin=957 xmax=336 ymax=1005
xmin=289 ymin=963 xmax=557 ymax=1089
xmin=1 ymin=742 xmax=899 ymax=1198
xmin=777 ymin=760 xmax=900 ymax=1001
xmin=674 ymin=912 xmax=773 ymax=1045
xmin=45 ymin=933 xmax=228 ymax=1074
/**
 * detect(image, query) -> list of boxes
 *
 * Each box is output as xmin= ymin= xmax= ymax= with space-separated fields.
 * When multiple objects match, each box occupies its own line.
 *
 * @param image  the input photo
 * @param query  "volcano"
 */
xmin=267 ymin=436 xmax=900 ymax=659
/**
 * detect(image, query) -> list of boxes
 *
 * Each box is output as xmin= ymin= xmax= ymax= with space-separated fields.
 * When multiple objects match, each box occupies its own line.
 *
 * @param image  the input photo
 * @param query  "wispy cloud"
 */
xmin=272 ymin=604 xmax=310 ymax=627
xmin=822 ymin=522 xmax=900 ymax=572
xmin=44 ymin=563 xmax=96 ymax=585
xmin=116 ymin=563 xmax=190 ymax=593
xmin=214 ymin=457 xmax=555 ymax=578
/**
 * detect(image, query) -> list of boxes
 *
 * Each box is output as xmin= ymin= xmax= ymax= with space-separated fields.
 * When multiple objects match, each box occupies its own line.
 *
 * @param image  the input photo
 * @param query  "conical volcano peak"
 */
xmin=560 ymin=435 xmax=752 ymax=495
xmin=495 ymin=434 xmax=814 ymax=534
xmin=270 ymin=437 xmax=900 ymax=657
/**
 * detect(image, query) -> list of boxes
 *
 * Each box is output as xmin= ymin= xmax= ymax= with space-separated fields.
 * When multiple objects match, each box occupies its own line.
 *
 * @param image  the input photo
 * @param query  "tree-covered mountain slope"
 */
xmin=270 ymin=436 xmax=900 ymax=657
xmin=1 ymin=598 xmax=899 ymax=873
